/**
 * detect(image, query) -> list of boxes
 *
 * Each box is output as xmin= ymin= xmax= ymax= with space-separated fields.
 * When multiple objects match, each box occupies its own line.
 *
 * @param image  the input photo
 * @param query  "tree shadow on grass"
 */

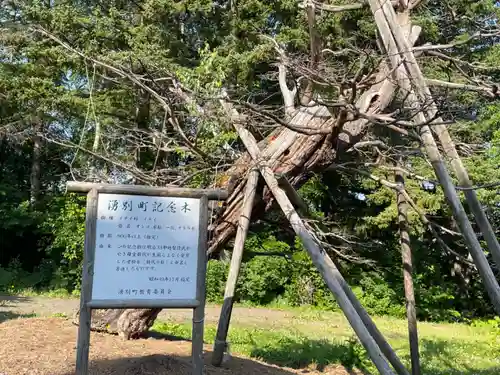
xmin=250 ymin=336 xmax=371 ymax=374
xmin=0 ymin=295 xmax=35 ymax=323
xmin=0 ymin=311 xmax=37 ymax=323
xmin=61 ymin=353 xmax=299 ymax=375
xmin=142 ymin=330 xmax=190 ymax=342
xmin=250 ymin=335 xmax=500 ymax=375
xmin=417 ymin=338 xmax=500 ymax=375
xmin=0 ymin=294 xmax=32 ymax=307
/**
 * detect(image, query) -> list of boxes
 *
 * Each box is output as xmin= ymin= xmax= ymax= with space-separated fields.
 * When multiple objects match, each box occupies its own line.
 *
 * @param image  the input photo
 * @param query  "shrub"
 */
xmin=205 ymin=259 xmax=229 ymax=303
xmin=283 ymin=245 xmax=337 ymax=310
xmin=238 ymin=255 xmax=291 ymax=304
xmin=40 ymin=194 xmax=86 ymax=292
xmin=356 ymin=272 xmax=406 ymax=318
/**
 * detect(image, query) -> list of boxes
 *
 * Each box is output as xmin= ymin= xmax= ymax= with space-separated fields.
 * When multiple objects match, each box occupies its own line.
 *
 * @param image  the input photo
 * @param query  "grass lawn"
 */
xmin=152 ymin=307 xmax=500 ymax=375
xmin=2 ymin=290 xmax=500 ymax=374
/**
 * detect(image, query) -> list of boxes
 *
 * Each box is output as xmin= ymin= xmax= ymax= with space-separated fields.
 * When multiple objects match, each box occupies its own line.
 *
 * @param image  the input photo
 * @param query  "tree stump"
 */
xmin=73 ymin=308 xmax=161 ymax=339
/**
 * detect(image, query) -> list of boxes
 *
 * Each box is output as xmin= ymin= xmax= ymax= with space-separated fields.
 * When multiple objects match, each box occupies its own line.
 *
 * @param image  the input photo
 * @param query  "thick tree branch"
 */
xmin=278 ymin=64 xmax=297 ymax=116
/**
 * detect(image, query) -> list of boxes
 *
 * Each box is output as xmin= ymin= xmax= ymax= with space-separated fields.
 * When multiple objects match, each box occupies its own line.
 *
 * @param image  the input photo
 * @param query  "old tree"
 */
xmin=2 ymin=0 xmax=500 ymax=354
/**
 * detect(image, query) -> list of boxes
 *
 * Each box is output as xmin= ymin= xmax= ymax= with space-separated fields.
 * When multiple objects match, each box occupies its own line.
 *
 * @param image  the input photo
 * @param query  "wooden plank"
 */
xmin=233 ymin=123 xmax=397 ymax=375
xmin=395 ymin=168 xmax=421 ymax=375
xmin=66 ymin=181 xmax=228 ymax=201
xmin=87 ymin=299 xmax=200 ymax=309
xmin=75 ymin=189 xmax=98 ymax=375
xmin=192 ymin=195 xmax=209 ymax=375
xmin=277 ymin=178 xmax=409 ymax=375
xmin=212 ymin=169 xmax=260 ymax=366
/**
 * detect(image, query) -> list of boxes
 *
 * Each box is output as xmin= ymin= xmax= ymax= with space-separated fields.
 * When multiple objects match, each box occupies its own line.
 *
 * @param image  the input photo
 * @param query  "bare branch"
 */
xmin=301 ymin=0 xmax=398 ymax=13
xmin=425 ymin=78 xmax=498 ymax=98
xmin=347 ymin=140 xmax=389 ymax=152
xmin=413 ymin=30 xmax=500 ymax=52
xmin=278 ymin=64 xmax=297 ymax=116
xmin=34 ymin=26 xmax=210 ymax=161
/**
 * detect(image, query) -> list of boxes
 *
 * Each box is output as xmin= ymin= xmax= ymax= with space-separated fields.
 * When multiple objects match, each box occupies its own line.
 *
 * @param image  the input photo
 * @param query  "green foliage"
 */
xmin=237 ymin=235 xmax=291 ymax=304
xmin=284 ymin=239 xmax=336 ymax=309
xmin=238 ymin=254 xmax=290 ymax=304
xmin=40 ymin=194 xmax=87 ymax=291
xmin=205 ymin=259 xmax=229 ymax=304
xmin=355 ymin=273 xmax=406 ymax=318
xmin=0 ymin=258 xmax=55 ymax=293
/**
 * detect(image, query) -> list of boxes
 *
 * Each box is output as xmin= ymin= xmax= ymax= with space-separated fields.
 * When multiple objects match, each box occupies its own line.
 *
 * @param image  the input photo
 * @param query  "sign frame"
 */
xmin=69 ymin=182 xmax=228 ymax=375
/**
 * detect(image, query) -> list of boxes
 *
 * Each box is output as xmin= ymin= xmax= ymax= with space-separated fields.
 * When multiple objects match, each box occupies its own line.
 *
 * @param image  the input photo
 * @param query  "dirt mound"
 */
xmin=0 ymin=318 xmax=356 ymax=375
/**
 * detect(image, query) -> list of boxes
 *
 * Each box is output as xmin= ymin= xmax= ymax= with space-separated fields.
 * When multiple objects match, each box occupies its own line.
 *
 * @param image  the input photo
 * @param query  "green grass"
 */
xmin=152 ymin=311 xmax=500 ymax=374
xmin=3 ymin=289 xmax=500 ymax=373
xmin=12 ymin=287 xmax=78 ymax=298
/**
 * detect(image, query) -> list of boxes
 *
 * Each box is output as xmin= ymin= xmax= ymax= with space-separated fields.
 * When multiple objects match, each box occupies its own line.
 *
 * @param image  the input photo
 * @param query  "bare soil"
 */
xmin=0 ymin=296 xmax=358 ymax=375
xmin=0 ymin=295 xmax=293 ymax=325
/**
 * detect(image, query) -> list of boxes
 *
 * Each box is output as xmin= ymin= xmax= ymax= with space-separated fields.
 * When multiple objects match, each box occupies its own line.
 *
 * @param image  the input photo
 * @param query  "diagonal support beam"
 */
xmin=376 ymin=3 xmax=500 ymax=268
xmin=367 ymin=0 xmax=500 ymax=315
xmin=232 ymin=120 xmax=400 ymax=375
xmin=277 ymin=176 xmax=411 ymax=375
xmin=212 ymin=169 xmax=260 ymax=366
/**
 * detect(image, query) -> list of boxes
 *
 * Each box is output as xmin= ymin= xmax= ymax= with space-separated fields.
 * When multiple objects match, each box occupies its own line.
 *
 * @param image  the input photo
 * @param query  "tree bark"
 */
xmin=72 ymin=308 xmax=161 ymax=339
xmin=30 ymin=121 xmax=42 ymax=206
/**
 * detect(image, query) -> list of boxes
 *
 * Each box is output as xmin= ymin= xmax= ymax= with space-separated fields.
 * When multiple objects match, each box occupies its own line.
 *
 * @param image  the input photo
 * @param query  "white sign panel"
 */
xmin=91 ymin=193 xmax=200 ymax=301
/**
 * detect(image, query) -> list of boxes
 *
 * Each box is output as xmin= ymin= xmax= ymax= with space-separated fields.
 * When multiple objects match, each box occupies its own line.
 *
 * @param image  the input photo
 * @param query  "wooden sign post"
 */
xmin=67 ymin=182 xmax=228 ymax=375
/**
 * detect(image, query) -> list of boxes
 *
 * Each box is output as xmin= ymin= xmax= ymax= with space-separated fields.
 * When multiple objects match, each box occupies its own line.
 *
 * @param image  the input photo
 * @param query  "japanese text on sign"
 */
xmin=91 ymin=193 xmax=201 ymax=301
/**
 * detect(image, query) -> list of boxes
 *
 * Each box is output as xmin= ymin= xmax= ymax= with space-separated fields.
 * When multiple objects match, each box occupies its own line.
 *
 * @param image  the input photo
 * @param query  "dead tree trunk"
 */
xmin=70 ymin=1 xmax=422 ymax=339
xmin=72 ymin=308 xmax=162 ymax=339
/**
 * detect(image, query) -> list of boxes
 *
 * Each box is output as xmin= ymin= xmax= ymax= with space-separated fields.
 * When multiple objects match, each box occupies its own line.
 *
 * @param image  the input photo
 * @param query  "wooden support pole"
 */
xmin=378 ymin=0 xmax=500 ymax=270
xmin=212 ymin=169 xmax=260 ymax=366
xmin=277 ymin=177 xmax=410 ymax=375
xmin=233 ymin=123 xmax=397 ymax=375
xmin=432 ymin=124 xmax=500 ymax=269
xmin=368 ymin=0 xmax=500 ymax=315
xmin=277 ymin=176 xmax=311 ymax=214
xmin=192 ymin=195 xmax=209 ymax=375
xmin=75 ymin=189 xmax=98 ymax=375
xmin=395 ymin=169 xmax=421 ymax=375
